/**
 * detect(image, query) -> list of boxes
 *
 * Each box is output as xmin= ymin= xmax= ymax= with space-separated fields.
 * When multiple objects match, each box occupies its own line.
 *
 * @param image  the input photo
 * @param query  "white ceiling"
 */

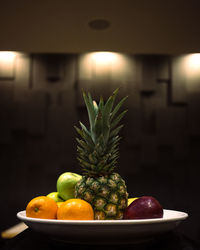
xmin=0 ymin=0 xmax=200 ymax=54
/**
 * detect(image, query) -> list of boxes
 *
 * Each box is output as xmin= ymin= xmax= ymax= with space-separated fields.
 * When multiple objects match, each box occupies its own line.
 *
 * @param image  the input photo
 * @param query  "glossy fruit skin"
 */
xmin=47 ymin=192 xmax=64 ymax=202
xmin=123 ymin=196 xmax=163 ymax=219
xmin=57 ymin=172 xmax=82 ymax=201
xmin=57 ymin=198 xmax=94 ymax=220
xmin=26 ymin=196 xmax=58 ymax=219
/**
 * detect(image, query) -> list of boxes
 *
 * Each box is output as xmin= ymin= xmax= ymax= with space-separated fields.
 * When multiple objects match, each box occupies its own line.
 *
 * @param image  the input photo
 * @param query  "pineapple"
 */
xmin=74 ymin=89 xmax=128 ymax=220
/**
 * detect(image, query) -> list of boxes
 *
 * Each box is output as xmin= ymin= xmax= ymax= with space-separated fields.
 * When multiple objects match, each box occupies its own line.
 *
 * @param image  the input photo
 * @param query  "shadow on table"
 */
xmin=1 ymin=228 xmax=200 ymax=250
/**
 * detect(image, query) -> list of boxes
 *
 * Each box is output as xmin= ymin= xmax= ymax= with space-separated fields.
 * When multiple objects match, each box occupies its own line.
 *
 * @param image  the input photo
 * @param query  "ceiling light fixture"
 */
xmin=88 ymin=19 xmax=110 ymax=30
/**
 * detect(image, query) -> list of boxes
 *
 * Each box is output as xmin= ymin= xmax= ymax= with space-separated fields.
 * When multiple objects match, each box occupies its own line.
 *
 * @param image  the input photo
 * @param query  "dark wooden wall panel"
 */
xmin=27 ymin=91 xmax=47 ymax=135
xmin=156 ymin=56 xmax=170 ymax=81
xmin=140 ymin=56 xmax=157 ymax=92
xmin=171 ymin=56 xmax=187 ymax=104
xmin=0 ymin=53 xmax=196 ymax=167
xmin=0 ymin=81 xmax=14 ymax=144
xmin=188 ymin=93 xmax=200 ymax=135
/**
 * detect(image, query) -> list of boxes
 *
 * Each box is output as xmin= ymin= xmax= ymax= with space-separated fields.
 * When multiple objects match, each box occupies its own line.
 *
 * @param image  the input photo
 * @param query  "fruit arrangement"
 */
xmin=25 ymin=89 xmax=163 ymax=220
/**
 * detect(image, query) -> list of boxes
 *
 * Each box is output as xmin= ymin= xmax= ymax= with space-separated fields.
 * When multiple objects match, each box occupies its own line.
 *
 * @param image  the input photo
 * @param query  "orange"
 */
xmin=57 ymin=199 xmax=94 ymax=220
xmin=26 ymin=196 xmax=58 ymax=219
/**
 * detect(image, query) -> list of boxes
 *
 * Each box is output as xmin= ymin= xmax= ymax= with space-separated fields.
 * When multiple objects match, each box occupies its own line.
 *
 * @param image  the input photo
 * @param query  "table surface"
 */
xmin=1 ymin=228 xmax=200 ymax=250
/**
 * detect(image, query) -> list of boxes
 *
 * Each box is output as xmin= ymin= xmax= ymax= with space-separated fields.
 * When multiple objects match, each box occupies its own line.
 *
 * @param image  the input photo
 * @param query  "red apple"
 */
xmin=123 ymin=196 xmax=163 ymax=219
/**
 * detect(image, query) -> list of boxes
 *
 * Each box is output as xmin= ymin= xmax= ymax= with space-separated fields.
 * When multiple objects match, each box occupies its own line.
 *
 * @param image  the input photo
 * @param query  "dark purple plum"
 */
xmin=123 ymin=196 xmax=163 ymax=219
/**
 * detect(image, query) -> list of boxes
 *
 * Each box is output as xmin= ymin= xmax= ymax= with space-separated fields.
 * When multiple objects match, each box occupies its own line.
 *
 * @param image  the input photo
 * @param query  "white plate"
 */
xmin=17 ymin=209 xmax=188 ymax=245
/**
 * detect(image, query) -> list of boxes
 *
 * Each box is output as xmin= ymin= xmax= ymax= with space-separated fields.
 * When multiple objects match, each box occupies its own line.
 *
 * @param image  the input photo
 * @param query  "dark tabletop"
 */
xmin=1 ymin=229 xmax=200 ymax=250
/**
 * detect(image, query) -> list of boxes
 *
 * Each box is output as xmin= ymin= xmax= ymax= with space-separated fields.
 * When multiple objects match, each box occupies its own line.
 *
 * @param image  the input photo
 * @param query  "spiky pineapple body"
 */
xmin=75 ymin=173 xmax=128 ymax=219
xmin=75 ymin=89 xmax=128 ymax=219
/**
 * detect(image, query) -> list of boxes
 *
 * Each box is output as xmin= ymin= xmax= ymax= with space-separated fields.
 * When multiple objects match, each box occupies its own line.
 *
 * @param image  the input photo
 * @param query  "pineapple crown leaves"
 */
xmin=81 ymin=88 xmax=127 ymax=143
xmin=75 ymin=89 xmax=128 ymax=175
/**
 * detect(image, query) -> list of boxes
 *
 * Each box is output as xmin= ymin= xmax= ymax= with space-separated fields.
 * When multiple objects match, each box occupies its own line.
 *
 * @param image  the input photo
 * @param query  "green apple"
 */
xmin=57 ymin=172 xmax=82 ymax=201
xmin=47 ymin=192 xmax=64 ymax=202
xmin=128 ymin=197 xmax=139 ymax=206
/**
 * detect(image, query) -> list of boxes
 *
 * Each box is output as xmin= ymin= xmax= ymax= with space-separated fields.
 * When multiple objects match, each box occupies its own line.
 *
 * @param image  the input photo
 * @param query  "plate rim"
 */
xmin=17 ymin=209 xmax=188 ymax=225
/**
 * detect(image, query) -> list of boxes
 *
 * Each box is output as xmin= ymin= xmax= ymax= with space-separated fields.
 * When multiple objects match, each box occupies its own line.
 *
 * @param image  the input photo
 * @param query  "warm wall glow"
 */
xmin=183 ymin=53 xmax=200 ymax=80
xmin=79 ymin=51 xmax=135 ymax=81
xmin=186 ymin=53 xmax=200 ymax=69
xmin=177 ymin=54 xmax=200 ymax=93
xmin=0 ymin=51 xmax=16 ymax=62
xmin=0 ymin=51 xmax=18 ymax=79
xmin=91 ymin=52 xmax=118 ymax=64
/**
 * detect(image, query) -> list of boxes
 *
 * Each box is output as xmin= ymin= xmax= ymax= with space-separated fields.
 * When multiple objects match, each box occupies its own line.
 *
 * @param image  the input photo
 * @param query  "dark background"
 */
xmin=0 ymin=53 xmax=200 ymax=243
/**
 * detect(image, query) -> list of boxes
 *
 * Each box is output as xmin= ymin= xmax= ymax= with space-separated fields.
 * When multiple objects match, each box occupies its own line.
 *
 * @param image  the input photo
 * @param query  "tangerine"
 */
xmin=26 ymin=196 xmax=58 ymax=219
xmin=57 ymin=198 xmax=94 ymax=220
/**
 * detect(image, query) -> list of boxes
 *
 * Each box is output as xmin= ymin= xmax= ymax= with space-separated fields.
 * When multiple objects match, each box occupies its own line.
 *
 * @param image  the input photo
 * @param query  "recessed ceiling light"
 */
xmin=88 ymin=19 xmax=110 ymax=30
